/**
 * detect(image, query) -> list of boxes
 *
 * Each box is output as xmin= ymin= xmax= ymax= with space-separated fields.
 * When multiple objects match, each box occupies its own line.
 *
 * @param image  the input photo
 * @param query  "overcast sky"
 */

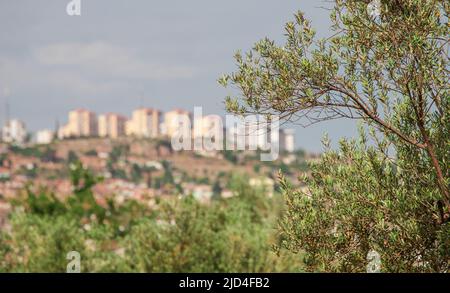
xmin=0 ymin=0 xmax=357 ymax=152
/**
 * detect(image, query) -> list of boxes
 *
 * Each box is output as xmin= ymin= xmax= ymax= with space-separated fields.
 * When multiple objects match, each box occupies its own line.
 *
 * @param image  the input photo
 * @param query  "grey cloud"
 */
xmin=0 ymin=55 xmax=127 ymax=96
xmin=33 ymin=41 xmax=197 ymax=80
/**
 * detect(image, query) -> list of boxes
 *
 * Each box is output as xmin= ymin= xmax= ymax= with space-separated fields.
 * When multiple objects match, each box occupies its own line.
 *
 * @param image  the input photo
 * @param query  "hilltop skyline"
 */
xmin=0 ymin=0 xmax=357 ymax=152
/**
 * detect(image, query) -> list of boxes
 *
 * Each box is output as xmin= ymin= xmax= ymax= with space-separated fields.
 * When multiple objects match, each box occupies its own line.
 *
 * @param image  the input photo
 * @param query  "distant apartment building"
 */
xmin=125 ymin=108 xmax=161 ymax=138
xmin=36 ymin=129 xmax=54 ymax=144
xmin=59 ymin=109 xmax=97 ymax=138
xmin=193 ymin=114 xmax=224 ymax=150
xmin=193 ymin=115 xmax=223 ymax=138
xmin=2 ymin=119 xmax=27 ymax=144
xmin=226 ymin=118 xmax=271 ymax=150
xmin=163 ymin=109 xmax=192 ymax=138
xmin=280 ymin=129 xmax=295 ymax=153
xmin=98 ymin=113 xmax=127 ymax=138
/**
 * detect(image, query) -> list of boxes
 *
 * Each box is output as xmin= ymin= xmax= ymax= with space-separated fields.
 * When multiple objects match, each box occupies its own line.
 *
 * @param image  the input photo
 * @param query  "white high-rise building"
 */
xmin=98 ymin=113 xmax=127 ymax=138
xmin=36 ymin=129 xmax=55 ymax=144
xmin=225 ymin=116 xmax=277 ymax=151
xmin=125 ymin=108 xmax=161 ymax=138
xmin=163 ymin=109 xmax=191 ymax=138
xmin=58 ymin=109 xmax=98 ymax=139
xmin=2 ymin=119 xmax=27 ymax=144
xmin=193 ymin=115 xmax=223 ymax=149
xmin=280 ymin=129 xmax=295 ymax=153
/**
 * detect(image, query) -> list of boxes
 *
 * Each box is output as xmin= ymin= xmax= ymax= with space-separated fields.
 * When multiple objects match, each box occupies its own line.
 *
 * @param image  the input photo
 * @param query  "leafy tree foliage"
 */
xmin=221 ymin=0 xmax=449 ymax=272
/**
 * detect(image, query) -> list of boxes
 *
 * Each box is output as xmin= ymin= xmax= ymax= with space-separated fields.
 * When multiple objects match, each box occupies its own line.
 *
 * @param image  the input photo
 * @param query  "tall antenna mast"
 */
xmin=139 ymin=92 xmax=144 ymax=108
xmin=55 ymin=118 xmax=60 ymax=133
xmin=5 ymin=99 xmax=10 ymax=124
xmin=2 ymin=86 xmax=11 ymax=125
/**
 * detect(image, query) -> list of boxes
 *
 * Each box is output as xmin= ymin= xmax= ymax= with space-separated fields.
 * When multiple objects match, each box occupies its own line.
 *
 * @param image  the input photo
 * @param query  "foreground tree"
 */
xmin=221 ymin=0 xmax=449 ymax=271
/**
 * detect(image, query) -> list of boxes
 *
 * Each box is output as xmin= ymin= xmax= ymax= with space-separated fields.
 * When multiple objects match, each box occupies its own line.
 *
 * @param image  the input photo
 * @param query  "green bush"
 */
xmin=0 ymin=163 xmax=302 ymax=272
